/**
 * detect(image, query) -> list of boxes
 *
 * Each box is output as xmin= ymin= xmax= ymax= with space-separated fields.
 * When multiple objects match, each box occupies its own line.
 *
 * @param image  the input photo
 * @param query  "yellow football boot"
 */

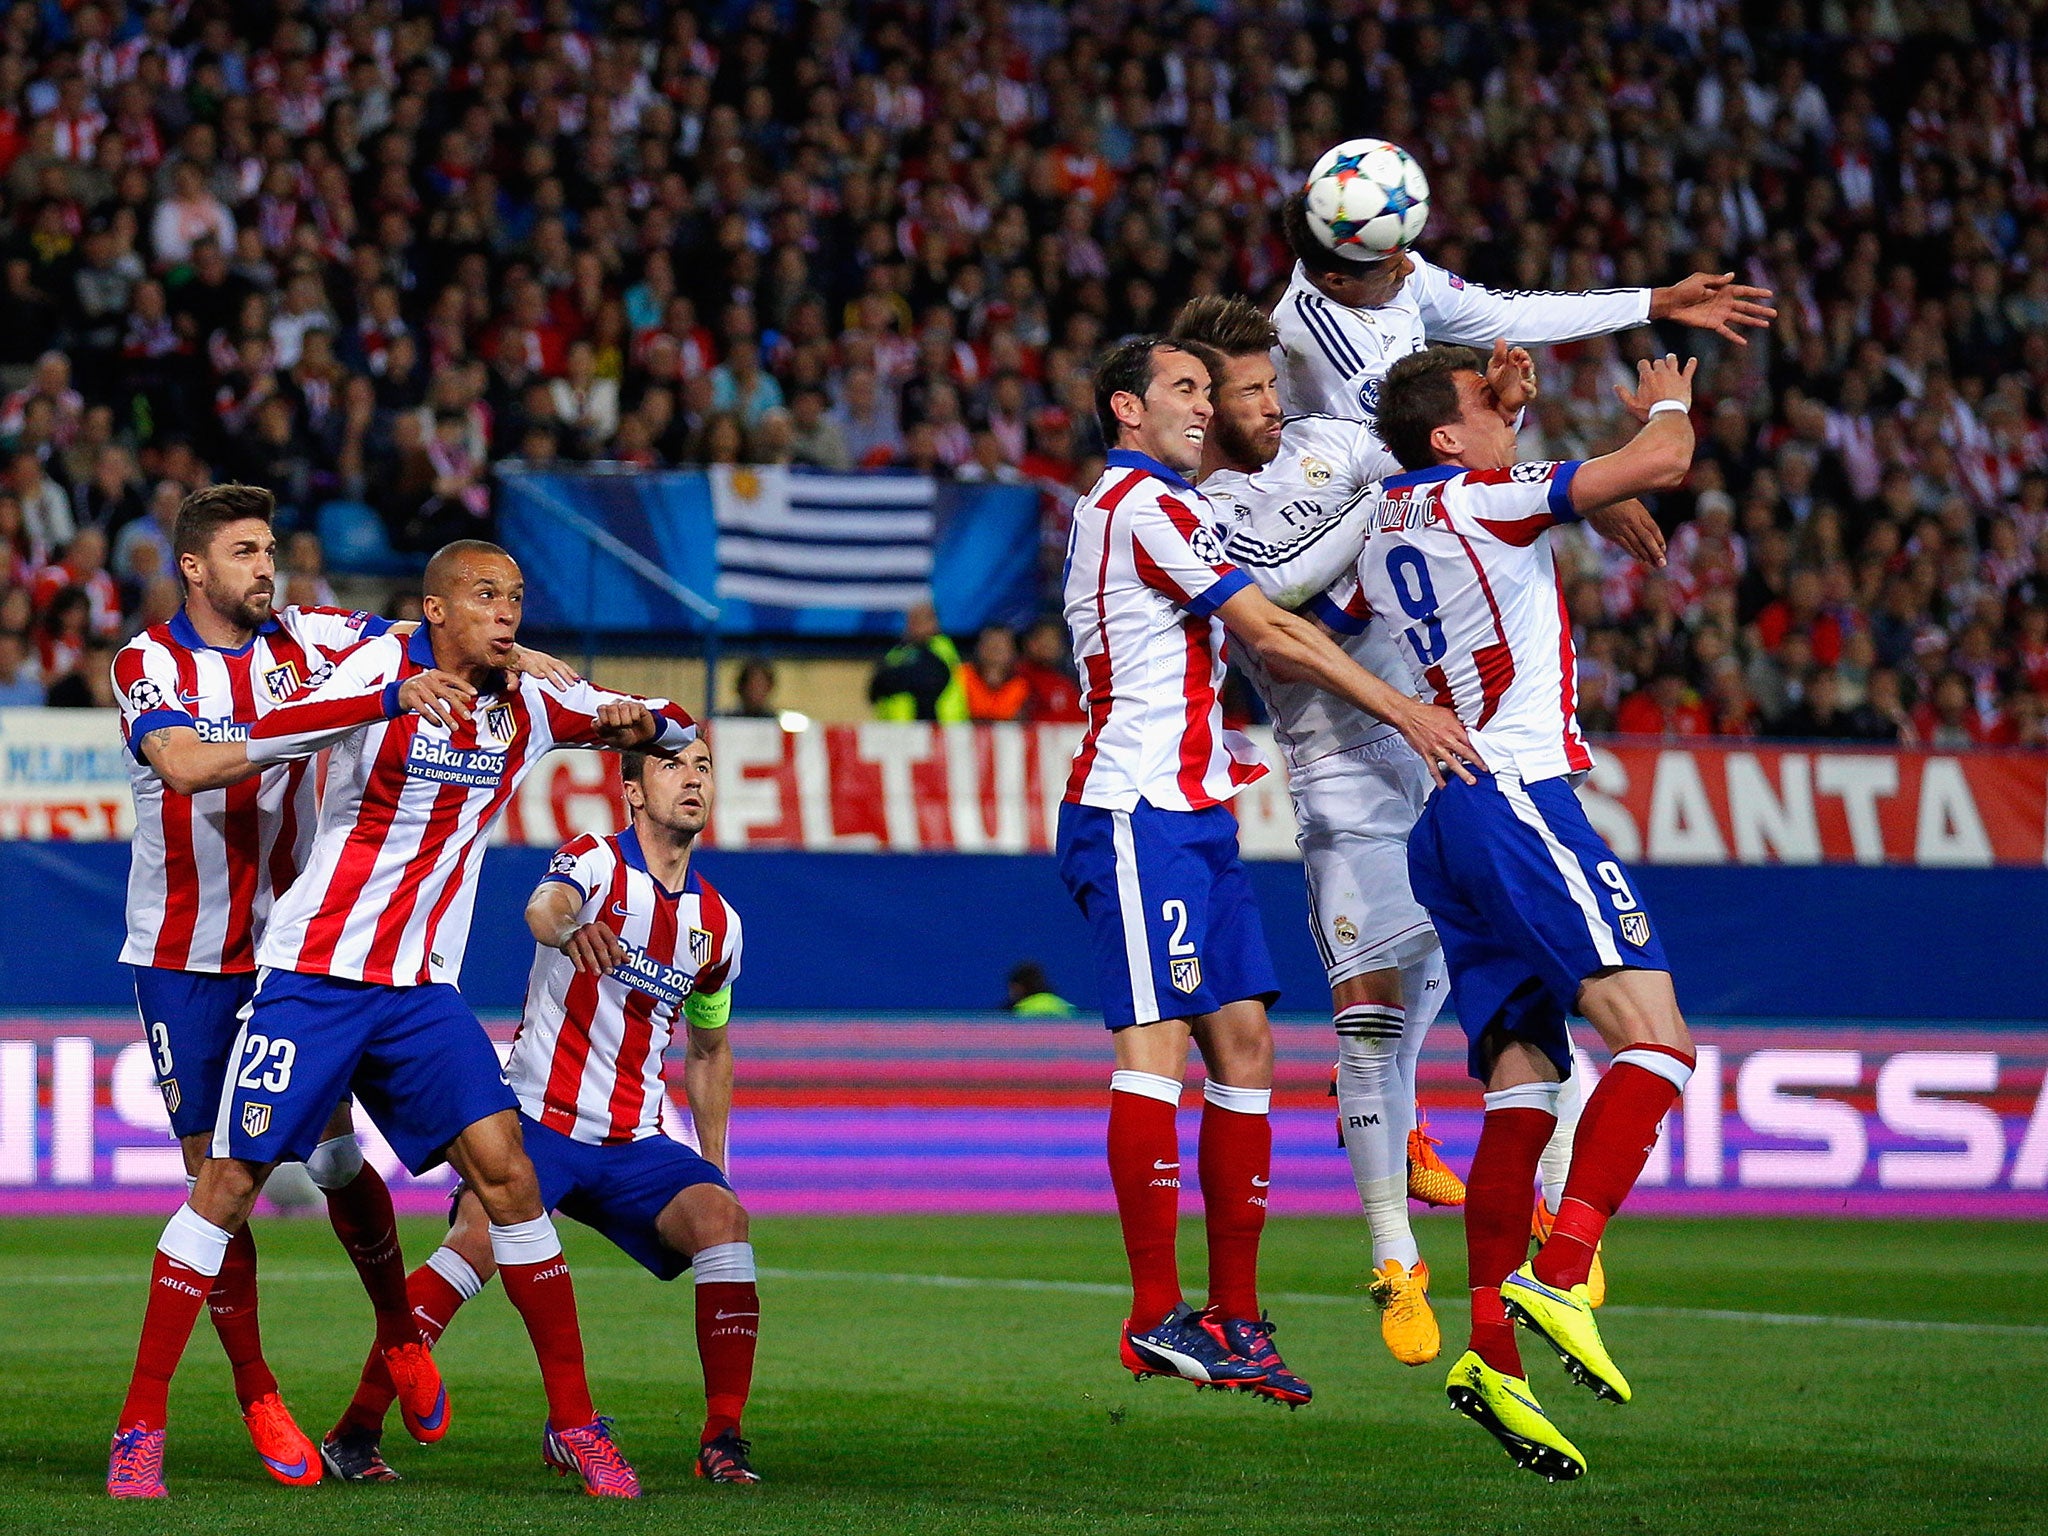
xmin=1444 ymin=1349 xmax=1586 ymax=1482
xmin=1406 ymin=1113 xmax=1466 ymax=1207
xmin=1501 ymin=1261 xmax=1630 ymax=1404
xmin=1532 ymin=1200 xmax=1606 ymax=1308
xmin=1367 ymin=1258 xmax=1441 ymax=1366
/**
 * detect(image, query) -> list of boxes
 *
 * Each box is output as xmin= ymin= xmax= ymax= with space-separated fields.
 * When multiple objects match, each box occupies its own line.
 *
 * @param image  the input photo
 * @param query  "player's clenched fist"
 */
xmin=556 ymin=919 xmax=629 ymax=976
xmin=398 ymin=668 xmax=476 ymax=728
xmin=592 ymin=699 xmax=659 ymax=747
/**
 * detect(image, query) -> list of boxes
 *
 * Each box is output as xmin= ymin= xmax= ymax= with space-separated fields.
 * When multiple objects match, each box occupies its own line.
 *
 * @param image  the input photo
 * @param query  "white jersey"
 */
xmin=1273 ymin=256 xmax=1651 ymax=429
xmin=1329 ymin=461 xmax=1594 ymax=782
xmin=114 ymin=604 xmax=392 ymax=973
xmin=246 ymin=628 xmax=698 ymax=987
xmin=1062 ymin=449 xmax=1267 ymax=812
xmin=1204 ymin=414 xmax=1415 ymax=773
xmin=506 ymin=828 xmax=742 ymax=1146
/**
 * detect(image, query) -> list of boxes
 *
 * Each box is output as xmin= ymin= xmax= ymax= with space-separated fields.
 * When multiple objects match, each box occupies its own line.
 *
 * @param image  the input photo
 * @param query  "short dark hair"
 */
xmin=1092 ymin=335 xmax=1214 ymax=445
xmin=1170 ymin=295 xmax=1280 ymax=358
xmin=172 ymin=483 xmax=275 ymax=562
xmin=1280 ymin=192 xmax=1396 ymax=278
xmin=1375 ymin=345 xmax=1485 ymax=470
xmin=620 ymin=750 xmax=649 ymax=785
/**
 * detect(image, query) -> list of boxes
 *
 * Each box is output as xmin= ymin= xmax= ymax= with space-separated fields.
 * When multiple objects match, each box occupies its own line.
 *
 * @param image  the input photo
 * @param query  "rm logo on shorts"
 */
xmin=1170 ymin=956 xmax=1203 ymax=994
xmin=1619 ymin=912 xmax=1652 ymax=948
xmin=241 ymin=1101 xmax=271 ymax=1138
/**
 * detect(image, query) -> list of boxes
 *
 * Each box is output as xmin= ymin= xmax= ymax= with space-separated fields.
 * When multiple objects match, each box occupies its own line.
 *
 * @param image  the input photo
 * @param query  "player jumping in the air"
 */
xmin=323 ymin=736 xmax=761 ymax=1487
xmin=112 ymin=484 xmax=573 ymax=1486
xmin=107 ymin=540 xmax=694 ymax=1500
xmin=1326 ymin=345 xmax=1702 ymax=1479
xmin=1059 ymin=334 xmax=1482 ymax=1404
xmin=1170 ymin=299 xmax=1666 ymax=1367
xmin=1273 ymin=158 xmax=1765 ymax=1290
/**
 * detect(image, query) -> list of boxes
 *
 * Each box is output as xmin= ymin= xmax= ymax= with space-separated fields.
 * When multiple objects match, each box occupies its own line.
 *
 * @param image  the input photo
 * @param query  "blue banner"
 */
xmin=15 ymin=842 xmax=2046 ymax=1020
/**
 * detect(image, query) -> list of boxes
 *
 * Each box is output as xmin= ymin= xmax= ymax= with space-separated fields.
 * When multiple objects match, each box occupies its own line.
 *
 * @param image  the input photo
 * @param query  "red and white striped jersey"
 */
xmin=1325 ymin=461 xmax=1594 ymax=782
xmin=505 ymin=828 xmax=742 ymax=1145
xmin=248 ymin=627 xmax=698 ymax=987
xmin=1061 ymin=448 xmax=1267 ymax=812
xmin=114 ymin=604 xmax=392 ymax=973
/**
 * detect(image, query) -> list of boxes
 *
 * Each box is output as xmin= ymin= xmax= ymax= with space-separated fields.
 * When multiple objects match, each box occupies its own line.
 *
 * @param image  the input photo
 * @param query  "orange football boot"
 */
xmin=1406 ymin=1111 xmax=1466 ymax=1206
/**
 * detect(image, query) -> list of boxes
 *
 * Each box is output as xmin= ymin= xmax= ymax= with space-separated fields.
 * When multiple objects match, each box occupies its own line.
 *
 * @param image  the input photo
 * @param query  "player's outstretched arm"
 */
xmin=1582 ymin=499 xmax=1667 ymax=567
xmin=535 ymin=676 xmax=697 ymax=754
xmin=1216 ymin=584 xmax=1483 ymax=786
xmin=526 ymin=881 xmax=626 ymax=975
xmin=1649 ymin=272 xmax=1777 ymax=346
xmin=1568 ymin=354 xmax=1697 ymax=512
xmin=684 ymin=1018 xmax=734 ymax=1173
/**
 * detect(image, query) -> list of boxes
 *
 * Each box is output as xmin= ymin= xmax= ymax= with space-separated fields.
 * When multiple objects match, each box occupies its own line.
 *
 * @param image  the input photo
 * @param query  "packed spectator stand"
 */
xmin=0 ymin=0 xmax=2040 ymax=752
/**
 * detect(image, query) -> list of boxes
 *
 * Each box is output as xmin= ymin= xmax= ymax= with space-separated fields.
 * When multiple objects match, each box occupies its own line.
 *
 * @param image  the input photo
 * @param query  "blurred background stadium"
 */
xmin=0 ymin=0 xmax=2045 ymax=1527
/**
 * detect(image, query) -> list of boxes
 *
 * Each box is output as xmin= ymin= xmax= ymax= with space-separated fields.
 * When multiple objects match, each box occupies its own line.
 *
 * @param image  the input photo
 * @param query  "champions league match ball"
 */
xmin=1302 ymin=138 xmax=1431 ymax=261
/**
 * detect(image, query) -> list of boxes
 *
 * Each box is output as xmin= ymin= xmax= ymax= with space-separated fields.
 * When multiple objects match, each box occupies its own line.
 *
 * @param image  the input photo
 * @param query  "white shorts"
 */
xmin=1290 ymin=738 xmax=1439 ymax=988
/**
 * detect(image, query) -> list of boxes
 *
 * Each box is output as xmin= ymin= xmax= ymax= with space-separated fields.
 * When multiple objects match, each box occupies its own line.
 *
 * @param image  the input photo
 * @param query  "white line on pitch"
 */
xmin=7 ymin=1261 xmax=2047 ymax=1339
xmin=755 ymin=1266 xmax=2048 ymax=1338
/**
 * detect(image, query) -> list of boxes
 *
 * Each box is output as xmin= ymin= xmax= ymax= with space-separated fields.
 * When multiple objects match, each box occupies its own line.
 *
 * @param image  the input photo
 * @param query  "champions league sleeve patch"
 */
xmin=126 ymin=678 xmax=166 ymax=713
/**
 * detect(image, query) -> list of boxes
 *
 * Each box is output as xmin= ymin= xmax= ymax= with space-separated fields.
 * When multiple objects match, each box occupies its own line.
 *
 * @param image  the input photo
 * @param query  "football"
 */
xmin=1302 ymin=138 xmax=1431 ymax=261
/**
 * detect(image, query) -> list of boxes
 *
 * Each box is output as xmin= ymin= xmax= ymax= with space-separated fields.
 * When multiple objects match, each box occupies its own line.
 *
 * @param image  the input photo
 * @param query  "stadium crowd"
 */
xmin=0 ymin=0 xmax=2040 ymax=749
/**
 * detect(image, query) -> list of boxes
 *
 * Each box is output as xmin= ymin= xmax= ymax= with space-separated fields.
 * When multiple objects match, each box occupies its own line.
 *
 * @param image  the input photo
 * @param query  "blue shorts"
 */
xmin=131 ymin=967 xmax=259 ymax=1139
xmin=521 ymin=1115 xmax=732 ymax=1281
xmin=1408 ymin=772 xmax=1669 ymax=1082
xmin=212 ymin=970 xmax=517 ymax=1174
xmin=1057 ymin=798 xmax=1281 ymax=1030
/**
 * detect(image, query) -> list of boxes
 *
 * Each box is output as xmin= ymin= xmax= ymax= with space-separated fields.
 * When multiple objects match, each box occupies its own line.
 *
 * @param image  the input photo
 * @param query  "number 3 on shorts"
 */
xmin=234 ymin=1033 xmax=297 ymax=1093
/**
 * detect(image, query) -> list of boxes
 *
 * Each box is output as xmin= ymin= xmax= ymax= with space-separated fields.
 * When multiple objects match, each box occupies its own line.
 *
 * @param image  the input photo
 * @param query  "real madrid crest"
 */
xmin=1302 ymin=457 xmax=1333 ymax=489
xmin=1333 ymin=915 xmax=1358 ymax=947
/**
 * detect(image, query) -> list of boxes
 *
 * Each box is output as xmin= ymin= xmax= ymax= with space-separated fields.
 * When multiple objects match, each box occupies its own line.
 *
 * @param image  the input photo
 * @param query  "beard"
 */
xmin=1209 ymin=408 xmax=1278 ymax=473
xmin=208 ymin=575 xmax=274 ymax=632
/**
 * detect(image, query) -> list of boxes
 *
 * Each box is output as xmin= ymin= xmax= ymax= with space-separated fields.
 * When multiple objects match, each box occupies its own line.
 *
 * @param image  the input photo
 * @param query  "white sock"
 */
xmin=159 ymin=1203 xmax=233 ymax=1276
xmin=1394 ymin=947 xmax=1449 ymax=1108
xmin=426 ymin=1245 xmax=485 ymax=1301
xmin=1539 ymin=1070 xmax=1585 ymax=1211
xmin=693 ymin=1241 xmax=757 ymax=1284
xmin=1108 ymin=1068 xmax=1183 ymax=1106
xmin=487 ymin=1214 xmax=563 ymax=1267
xmin=1335 ymin=1004 xmax=1417 ymax=1268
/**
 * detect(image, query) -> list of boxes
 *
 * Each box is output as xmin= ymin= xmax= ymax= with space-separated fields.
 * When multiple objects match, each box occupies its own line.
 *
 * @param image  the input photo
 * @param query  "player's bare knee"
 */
xmin=446 ymin=1191 xmax=498 ymax=1277
xmin=660 ymin=1185 xmax=748 ymax=1254
xmin=191 ymin=1156 xmax=265 ymax=1230
xmin=178 ymin=1133 xmax=210 ymax=1180
xmin=319 ymin=1100 xmax=355 ymax=1141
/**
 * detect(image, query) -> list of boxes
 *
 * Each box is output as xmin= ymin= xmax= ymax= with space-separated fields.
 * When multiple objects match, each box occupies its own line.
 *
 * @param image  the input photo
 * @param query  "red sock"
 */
xmin=1464 ymin=1102 xmax=1556 ymax=1377
xmin=119 ymin=1250 xmax=219 ymax=1430
xmin=695 ymin=1281 xmax=759 ymax=1442
xmin=207 ymin=1224 xmax=278 ymax=1407
xmin=324 ymin=1164 xmax=418 ymax=1353
xmin=336 ymin=1257 xmax=478 ymax=1437
xmin=1107 ymin=1077 xmax=1183 ymax=1325
xmin=1534 ymin=1050 xmax=1692 ymax=1289
xmin=501 ymin=1255 xmax=595 ymax=1429
xmin=1198 ymin=1091 xmax=1271 ymax=1321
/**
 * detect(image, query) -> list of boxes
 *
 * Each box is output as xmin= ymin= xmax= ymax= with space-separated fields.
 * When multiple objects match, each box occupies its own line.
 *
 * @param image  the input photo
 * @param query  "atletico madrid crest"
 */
xmin=241 ymin=1101 xmax=271 ymax=1138
xmin=1170 ymin=956 xmax=1203 ymax=994
xmin=690 ymin=927 xmax=713 ymax=968
xmin=1620 ymin=911 xmax=1652 ymax=948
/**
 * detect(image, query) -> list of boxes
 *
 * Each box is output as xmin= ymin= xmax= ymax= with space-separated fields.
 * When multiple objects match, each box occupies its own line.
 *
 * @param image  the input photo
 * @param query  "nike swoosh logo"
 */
xmin=609 ymin=901 xmax=631 ymax=918
xmin=714 ymin=1310 xmax=760 ymax=1321
xmin=1153 ymin=1160 xmax=1179 ymax=1171
xmin=261 ymin=1452 xmax=309 ymax=1478
xmin=1503 ymin=1384 xmax=1544 ymax=1414
xmin=1514 ymin=1274 xmax=1573 ymax=1305
xmin=1251 ymin=1176 xmax=1270 ymax=1187
xmin=412 ymin=1386 xmax=447 ymax=1431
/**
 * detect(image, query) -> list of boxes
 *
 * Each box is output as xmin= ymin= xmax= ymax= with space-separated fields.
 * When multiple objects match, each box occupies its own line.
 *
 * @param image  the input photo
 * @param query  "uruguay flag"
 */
xmin=711 ymin=466 xmax=936 ymax=634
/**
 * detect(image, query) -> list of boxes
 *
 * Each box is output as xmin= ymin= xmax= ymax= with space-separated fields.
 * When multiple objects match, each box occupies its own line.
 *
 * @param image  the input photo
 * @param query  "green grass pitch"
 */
xmin=2 ymin=1214 xmax=2044 ymax=1535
